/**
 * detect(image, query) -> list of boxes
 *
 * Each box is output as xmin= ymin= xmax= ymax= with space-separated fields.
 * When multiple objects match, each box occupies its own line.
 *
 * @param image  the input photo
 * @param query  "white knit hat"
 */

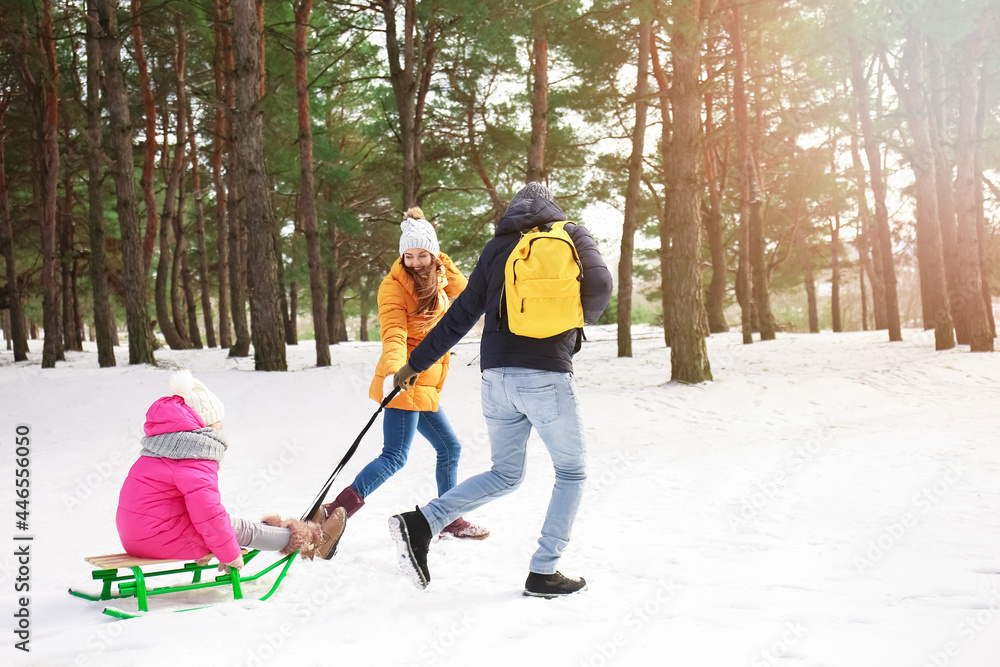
xmin=399 ymin=212 xmax=440 ymax=258
xmin=170 ymin=370 xmax=225 ymax=426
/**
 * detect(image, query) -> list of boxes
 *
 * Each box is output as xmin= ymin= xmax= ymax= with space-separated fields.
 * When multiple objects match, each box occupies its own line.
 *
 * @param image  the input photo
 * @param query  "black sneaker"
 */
xmin=388 ymin=508 xmax=432 ymax=589
xmin=523 ymin=571 xmax=588 ymax=599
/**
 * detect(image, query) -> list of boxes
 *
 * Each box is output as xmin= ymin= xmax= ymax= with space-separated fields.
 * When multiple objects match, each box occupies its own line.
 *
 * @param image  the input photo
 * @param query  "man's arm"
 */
xmin=408 ymin=254 xmax=490 ymax=372
xmin=571 ymin=225 xmax=614 ymax=324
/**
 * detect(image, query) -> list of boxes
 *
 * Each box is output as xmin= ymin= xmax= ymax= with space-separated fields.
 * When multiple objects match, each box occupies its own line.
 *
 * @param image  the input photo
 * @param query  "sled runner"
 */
xmin=68 ymin=549 xmax=295 ymax=619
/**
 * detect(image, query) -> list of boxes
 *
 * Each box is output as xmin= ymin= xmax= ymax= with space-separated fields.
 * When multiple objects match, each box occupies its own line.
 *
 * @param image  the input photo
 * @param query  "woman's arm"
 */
xmin=376 ymin=277 xmax=411 ymax=374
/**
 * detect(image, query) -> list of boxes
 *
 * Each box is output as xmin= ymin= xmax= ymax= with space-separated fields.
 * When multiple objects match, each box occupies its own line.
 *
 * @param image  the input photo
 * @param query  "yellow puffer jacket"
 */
xmin=368 ymin=253 xmax=467 ymax=411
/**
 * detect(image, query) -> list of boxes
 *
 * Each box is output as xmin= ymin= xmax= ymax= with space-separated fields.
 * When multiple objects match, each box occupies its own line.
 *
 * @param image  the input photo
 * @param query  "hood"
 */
xmin=495 ymin=199 xmax=568 ymax=236
xmin=144 ymin=395 xmax=206 ymax=437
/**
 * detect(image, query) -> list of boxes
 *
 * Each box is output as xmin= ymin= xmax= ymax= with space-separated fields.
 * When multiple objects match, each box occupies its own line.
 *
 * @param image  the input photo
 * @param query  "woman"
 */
xmin=314 ymin=208 xmax=488 ymax=545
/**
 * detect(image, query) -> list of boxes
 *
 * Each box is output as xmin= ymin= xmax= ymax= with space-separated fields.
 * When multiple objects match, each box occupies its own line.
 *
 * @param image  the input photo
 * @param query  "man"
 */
xmin=388 ymin=182 xmax=613 ymax=598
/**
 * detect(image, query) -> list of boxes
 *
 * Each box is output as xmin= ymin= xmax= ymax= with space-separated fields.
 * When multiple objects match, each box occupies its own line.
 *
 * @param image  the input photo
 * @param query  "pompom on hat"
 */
xmin=170 ymin=370 xmax=225 ymax=426
xmin=398 ymin=207 xmax=440 ymax=258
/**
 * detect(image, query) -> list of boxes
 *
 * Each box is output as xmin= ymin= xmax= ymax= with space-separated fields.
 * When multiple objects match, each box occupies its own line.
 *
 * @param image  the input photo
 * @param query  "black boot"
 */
xmin=523 ymin=571 xmax=587 ymax=599
xmin=388 ymin=507 xmax=432 ymax=589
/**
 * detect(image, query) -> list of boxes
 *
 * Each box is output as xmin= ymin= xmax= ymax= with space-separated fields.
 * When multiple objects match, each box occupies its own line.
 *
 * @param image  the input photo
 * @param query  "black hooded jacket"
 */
xmin=408 ymin=198 xmax=613 ymax=374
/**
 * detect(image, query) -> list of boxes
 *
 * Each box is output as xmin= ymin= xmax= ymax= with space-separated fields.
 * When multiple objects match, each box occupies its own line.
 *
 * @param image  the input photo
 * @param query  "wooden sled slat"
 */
xmin=84 ymin=549 xmax=250 ymax=569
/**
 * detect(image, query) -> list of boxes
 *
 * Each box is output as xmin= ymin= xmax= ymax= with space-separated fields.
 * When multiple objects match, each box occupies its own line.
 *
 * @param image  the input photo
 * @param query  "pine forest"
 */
xmin=1 ymin=0 xmax=998 ymax=377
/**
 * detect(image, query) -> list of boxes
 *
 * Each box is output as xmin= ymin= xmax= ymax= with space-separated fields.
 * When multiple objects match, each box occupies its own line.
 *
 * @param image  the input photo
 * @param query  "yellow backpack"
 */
xmin=502 ymin=221 xmax=584 ymax=338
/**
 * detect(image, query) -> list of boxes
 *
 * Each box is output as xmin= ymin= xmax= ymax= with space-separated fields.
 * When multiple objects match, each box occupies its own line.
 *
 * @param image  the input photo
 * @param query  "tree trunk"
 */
xmin=130 ymin=0 xmax=159 ymax=276
xmin=748 ymin=73 xmax=775 ymax=340
xmin=175 ymin=116 xmax=202 ymax=352
xmin=382 ymin=0 xmax=418 ymax=207
xmin=617 ymin=12 xmax=650 ymax=358
xmin=831 ymin=213 xmax=842 ymax=333
xmin=172 ymin=168 xmax=190 ymax=341
xmin=84 ymin=4 xmax=115 ymax=366
xmin=896 ymin=26 xmax=954 ymax=350
xmin=60 ymin=126 xmax=81 ymax=353
xmin=288 ymin=280 xmax=298 ymax=344
xmin=974 ymin=59 xmax=995 ymax=339
xmin=848 ymin=36 xmax=901 ymax=342
xmin=703 ymin=90 xmax=728 ymax=334
xmin=0 ymin=91 xmax=29 ymax=362
xmin=154 ymin=17 xmax=191 ymax=350
xmin=227 ymin=177 xmax=251 ymax=356
xmin=223 ymin=0 xmax=251 ymax=358
xmin=277 ymin=248 xmax=294 ymax=345
xmin=212 ymin=0 xmax=232 ymax=348
xmin=727 ymin=3 xmax=753 ymax=345
xmin=173 ymin=16 xmax=193 ymax=344
xmin=19 ymin=0 xmax=62 ymax=368
xmin=331 ymin=283 xmax=349 ymax=342
xmin=452 ymin=73 xmax=506 ymax=216
xmin=953 ymin=22 xmax=992 ymax=352
xmin=926 ymin=39 xmax=964 ymax=343
xmin=526 ymin=6 xmax=548 ymax=183
xmin=849 ymin=111 xmax=886 ymax=329
xmin=663 ymin=0 xmax=711 ymax=383
xmin=95 ymin=0 xmax=156 ymax=365
xmin=359 ymin=275 xmax=371 ymax=342
xmin=232 ymin=0 xmax=287 ymax=370
xmin=326 ymin=222 xmax=348 ymax=342
xmin=858 ymin=233 xmax=869 ymax=331
xmin=294 ymin=0 xmax=330 ymax=366
xmin=650 ymin=33 xmax=674 ymax=345
xmin=154 ymin=208 xmax=186 ymax=347
xmin=799 ymin=222 xmax=818 ymax=333
xmin=748 ymin=158 xmax=774 ymax=339
xmin=189 ymin=109 xmax=217 ymax=348
xmin=181 ymin=249 xmax=203 ymax=348
xmin=380 ymin=0 xmax=438 ymax=209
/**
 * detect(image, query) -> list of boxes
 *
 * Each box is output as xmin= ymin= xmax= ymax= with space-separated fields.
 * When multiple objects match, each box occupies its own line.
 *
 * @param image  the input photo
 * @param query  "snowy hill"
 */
xmin=2 ymin=325 xmax=999 ymax=667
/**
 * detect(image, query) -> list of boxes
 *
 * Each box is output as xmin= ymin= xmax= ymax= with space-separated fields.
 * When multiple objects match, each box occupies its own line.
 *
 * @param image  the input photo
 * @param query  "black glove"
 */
xmin=393 ymin=362 xmax=419 ymax=391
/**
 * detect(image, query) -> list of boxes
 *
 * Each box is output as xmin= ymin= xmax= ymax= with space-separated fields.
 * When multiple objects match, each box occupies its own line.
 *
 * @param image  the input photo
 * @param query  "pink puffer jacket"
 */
xmin=115 ymin=397 xmax=241 ymax=564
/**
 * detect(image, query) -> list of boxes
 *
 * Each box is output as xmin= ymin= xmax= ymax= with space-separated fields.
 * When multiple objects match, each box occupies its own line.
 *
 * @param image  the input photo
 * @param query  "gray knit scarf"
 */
xmin=140 ymin=427 xmax=229 ymax=463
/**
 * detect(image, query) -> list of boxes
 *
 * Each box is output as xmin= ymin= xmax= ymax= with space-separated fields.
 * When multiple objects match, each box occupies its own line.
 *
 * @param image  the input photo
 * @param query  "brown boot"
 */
xmin=311 ymin=486 xmax=366 ymax=523
xmin=315 ymin=507 xmax=347 ymax=560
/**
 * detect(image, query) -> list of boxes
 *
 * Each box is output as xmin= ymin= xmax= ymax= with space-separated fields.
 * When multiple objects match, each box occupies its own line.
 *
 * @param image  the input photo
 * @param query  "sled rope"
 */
xmin=301 ymin=386 xmax=402 ymax=521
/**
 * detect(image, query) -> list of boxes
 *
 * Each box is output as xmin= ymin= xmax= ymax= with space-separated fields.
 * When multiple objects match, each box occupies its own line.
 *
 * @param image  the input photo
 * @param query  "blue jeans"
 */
xmin=421 ymin=368 xmax=587 ymax=575
xmin=351 ymin=407 xmax=461 ymax=498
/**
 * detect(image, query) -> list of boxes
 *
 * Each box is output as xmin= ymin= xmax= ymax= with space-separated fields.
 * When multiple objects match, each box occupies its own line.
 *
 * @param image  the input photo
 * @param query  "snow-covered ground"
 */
xmin=2 ymin=325 xmax=1000 ymax=667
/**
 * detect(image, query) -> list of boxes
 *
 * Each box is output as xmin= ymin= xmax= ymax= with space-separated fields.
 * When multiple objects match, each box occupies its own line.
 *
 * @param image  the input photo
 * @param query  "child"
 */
xmin=117 ymin=371 xmax=345 ymax=568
